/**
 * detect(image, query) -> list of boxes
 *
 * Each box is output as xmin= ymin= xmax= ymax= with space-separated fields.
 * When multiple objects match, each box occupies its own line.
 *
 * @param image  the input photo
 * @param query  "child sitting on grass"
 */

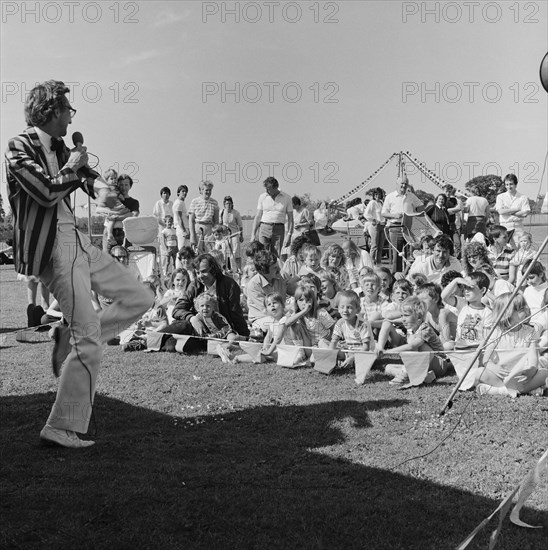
xmin=476 ymin=293 xmax=548 ymax=397
xmin=233 ymin=292 xmax=287 ymax=364
xmin=329 ymin=290 xmax=373 ymax=369
xmin=415 ymin=282 xmax=456 ymax=347
xmin=284 ymin=283 xmax=336 ymax=363
xmin=298 ymin=243 xmax=322 ymax=276
xmin=318 ymin=269 xmax=341 ymax=320
xmin=381 ymin=296 xmax=445 ymax=386
xmin=441 ymin=271 xmax=493 ymax=350
xmin=376 ymin=279 xmax=414 ymax=351
xmin=359 ymin=272 xmax=386 ymax=332
xmin=192 ymin=293 xmax=237 ymax=341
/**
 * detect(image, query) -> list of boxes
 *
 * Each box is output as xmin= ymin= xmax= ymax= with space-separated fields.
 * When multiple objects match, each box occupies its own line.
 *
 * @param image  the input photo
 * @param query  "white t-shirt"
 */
xmin=257 ymin=191 xmax=293 ymax=224
xmin=456 ymin=304 xmax=493 ymax=348
xmin=465 ymin=196 xmax=489 ymax=217
xmin=172 ymin=198 xmax=188 ymax=231
xmin=495 ymin=191 xmax=530 ymax=231
xmin=382 ymin=191 xmax=423 ymax=226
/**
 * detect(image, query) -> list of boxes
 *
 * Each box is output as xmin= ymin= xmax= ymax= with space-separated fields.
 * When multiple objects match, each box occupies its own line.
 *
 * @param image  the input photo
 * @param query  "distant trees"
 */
xmin=464 ymin=175 xmax=504 ymax=205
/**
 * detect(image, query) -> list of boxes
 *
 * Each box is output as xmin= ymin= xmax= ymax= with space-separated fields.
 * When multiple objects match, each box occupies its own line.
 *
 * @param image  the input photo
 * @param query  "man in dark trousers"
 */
xmin=5 ymin=80 xmax=154 ymax=448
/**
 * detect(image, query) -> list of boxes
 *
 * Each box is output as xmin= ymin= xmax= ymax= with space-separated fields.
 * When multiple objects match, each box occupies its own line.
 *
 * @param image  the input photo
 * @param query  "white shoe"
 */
xmin=384 ymin=364 xmax=403 ymax=378
xmin=40 ymin=425 xmax=94 ymax=448
xmin=216 ymin=344 xmax=233 ymax=364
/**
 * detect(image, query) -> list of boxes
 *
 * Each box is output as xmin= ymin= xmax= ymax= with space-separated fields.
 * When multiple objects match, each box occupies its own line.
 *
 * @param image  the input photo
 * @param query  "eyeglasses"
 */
xmin=467 ymin=254 xmax=480 ymax=260
xmin=68 ymin=107 xmax=77 ymax=119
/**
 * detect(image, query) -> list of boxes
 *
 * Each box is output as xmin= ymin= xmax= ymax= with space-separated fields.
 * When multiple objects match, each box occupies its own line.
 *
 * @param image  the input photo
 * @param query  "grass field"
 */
xmin=1 ymin=264 xmax=547 ymax=549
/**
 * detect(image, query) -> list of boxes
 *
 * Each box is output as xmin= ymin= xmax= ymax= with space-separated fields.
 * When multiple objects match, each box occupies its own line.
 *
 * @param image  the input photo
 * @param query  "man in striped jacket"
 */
xmin=5 ymin=80 xmax=153 ymax=448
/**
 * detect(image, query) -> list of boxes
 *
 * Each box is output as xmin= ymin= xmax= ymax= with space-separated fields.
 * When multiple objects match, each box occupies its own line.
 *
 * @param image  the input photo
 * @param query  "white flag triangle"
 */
xmin=354 ymin=352 xmax=377 ymax=384
xmin=401 ymin=351 xmax=431 ymax=386
xmin=277 ymin=345 xmax=306 ymax=368
xmin=239 ymin=341 xmax=263 ymax=363
xmin=447 ymin=350 xmax=480 ymax=391
xmin=312 ymin=349 xmax=338 ymax=374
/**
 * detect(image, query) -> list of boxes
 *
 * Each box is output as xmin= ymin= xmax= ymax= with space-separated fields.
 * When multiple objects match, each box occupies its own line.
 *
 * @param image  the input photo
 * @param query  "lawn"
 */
xmin=1 ymin=265 xmax=547 ymax=549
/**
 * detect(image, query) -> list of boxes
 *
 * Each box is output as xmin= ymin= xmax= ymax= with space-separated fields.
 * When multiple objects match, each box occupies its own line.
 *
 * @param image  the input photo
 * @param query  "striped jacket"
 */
xmin=5 ymin=128 xmax=96 ymax=276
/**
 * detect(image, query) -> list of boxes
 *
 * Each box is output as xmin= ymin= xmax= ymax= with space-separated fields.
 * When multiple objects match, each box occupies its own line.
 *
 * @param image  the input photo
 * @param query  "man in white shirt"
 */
xmin=408 ymin=235 xmax=462 ymax=284
xmin=251 ymin=177 xmax=294 ymax=257
xmin=172 ymin=184 xmax=189 ymax=249
xmin=382 ymin=176 xmax=424 ymax=272
xmin=495 ymin=174 xmax=531 ymax=240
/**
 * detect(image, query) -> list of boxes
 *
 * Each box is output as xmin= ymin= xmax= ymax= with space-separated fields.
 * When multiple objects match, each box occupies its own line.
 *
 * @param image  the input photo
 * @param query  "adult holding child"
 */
xmin=169 ymin=254 xmax=249 ymax=338
xmin=5 ymin=80 xmax=154 ymax=447
xmin=251 ymin=176 xmax=294 ymax=257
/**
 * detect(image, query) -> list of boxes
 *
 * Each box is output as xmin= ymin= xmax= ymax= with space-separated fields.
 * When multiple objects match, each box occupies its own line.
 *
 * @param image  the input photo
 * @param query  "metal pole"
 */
xmin=87 ymin=194 xmax=92 ymax=239
xmin=439 ymin=234 xmax=548 ymax=416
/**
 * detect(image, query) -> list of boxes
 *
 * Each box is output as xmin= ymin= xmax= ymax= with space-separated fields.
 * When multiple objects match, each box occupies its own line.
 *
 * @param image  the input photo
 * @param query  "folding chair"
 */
xmin=384 ymin=212 xmax=440 ymax=273
xmin=122 ymin=216 xmax=161 ymax=282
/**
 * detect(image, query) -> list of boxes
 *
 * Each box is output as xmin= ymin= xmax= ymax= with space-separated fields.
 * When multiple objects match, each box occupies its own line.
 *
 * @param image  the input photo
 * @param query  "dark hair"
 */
xmin=487 ymin=225 xmax=508 ymax=243
xmin=435 ymin=193 xmax=447 ymax=204
xmin=118 ymin=174 xmax=133 ymax=188
xmin=194 ymin=254 xmax=223 ymax=281
xmin=245 ymin=240 xmax=265 ymax=258
xmin=415 ymin=282 xmax=443 ymax=308
xmin=469 ymin=271 xmax=490 ymax=292
xmin=335 ymin=290 xmax=361 ymax=311
xmin=292 ymin=196 xmax=302 ymax=207
xmin=433 ymin=234 xmax=454 ymax=256
xmin=289 ymin=235 xmax=310 ymax=258
xmin=178 ymin=246 xmax=196 ymax=261
xmin=440 ymin=270 xmax=462 ymax=288
xmin=223 ymin=196 xmax=233 ymax=204
xmin=25 ymin=80 xmax=70 ymax=127
xmin=177 ymin=185 xmax=188 ymax=194
xmin=160 ymin=187 xmax=171 ymax=197
xmin=522 ymin=260 xmax=546 ymax=280
xmin=263 ymin=176 xmax=279 ymax=188
xmin=170 ymin=268 xmax=190 ymax=290
xmin=462 ymin=242 xmax=492 ymax=276
xmin=253 ymin=250 xmax=276 ymax=276
xmin=299 ymin=273 xmax=322 ymax=293
xmin=392 ymin=279 xmax=413 ymax=295
xmin=503 ymin=174 xmax=518 ymax=186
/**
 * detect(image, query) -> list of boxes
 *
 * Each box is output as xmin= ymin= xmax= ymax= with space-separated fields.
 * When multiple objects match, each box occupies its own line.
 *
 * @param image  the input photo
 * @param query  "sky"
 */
xmin=1 ymin=1 xmax=547 ymax=218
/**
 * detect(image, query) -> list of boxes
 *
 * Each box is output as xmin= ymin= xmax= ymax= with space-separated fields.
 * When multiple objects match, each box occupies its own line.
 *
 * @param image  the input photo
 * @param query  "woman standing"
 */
xmin=314 ymin=201 xmax=328 ymax=231
xmin=291 ymin=195 xmax=312 ymax=241
xmin=364 ymin=187 xmax=386 ymax=265
xmin=426 ymin=193 xmax=451 ymax=237
xmin=219 ymin=196 xmax=244 ymax=271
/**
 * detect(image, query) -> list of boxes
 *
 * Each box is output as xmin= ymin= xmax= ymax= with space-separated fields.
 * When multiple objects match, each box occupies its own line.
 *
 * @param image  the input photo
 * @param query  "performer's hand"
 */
xmin=96 ymin=188 xmax=119 ymax=209
xmin=66 ymin=146 xmax=89 ymax=171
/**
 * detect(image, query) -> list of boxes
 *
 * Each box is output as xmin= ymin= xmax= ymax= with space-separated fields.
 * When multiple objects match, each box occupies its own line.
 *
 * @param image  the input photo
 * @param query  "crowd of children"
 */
xmin=115 ymin=227 xmax=548 ymax=398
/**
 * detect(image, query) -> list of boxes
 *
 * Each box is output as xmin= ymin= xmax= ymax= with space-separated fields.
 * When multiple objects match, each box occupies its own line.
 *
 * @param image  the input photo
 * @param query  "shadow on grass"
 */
xmin=1 ymin=393 xmax=546 ymax=549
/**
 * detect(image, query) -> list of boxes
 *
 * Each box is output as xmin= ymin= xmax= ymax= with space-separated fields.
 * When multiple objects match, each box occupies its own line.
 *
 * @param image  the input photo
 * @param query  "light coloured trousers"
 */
xmin=40 ymin=225 xmax=154 ymax=433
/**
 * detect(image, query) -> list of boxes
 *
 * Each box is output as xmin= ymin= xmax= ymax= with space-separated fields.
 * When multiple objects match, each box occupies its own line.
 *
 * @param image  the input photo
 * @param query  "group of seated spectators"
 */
xmin=106 ymin=227 xmax=547 ymax=397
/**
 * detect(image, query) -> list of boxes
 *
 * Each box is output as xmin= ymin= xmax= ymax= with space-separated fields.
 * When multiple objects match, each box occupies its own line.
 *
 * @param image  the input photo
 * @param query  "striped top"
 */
xmin=5 ymin=128 xmax=96 ymax=276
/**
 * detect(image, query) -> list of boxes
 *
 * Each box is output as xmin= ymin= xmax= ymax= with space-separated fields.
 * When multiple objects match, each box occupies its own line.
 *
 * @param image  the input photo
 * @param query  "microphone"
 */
xmin=71 ymin=131 xmax=100 ymax=181
xmin=72 ymin=131 xmax=84 ymax=148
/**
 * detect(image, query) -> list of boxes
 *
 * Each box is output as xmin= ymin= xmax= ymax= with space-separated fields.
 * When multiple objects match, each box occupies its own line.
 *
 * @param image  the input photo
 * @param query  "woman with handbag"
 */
xmin=291 ymin=195 xmax=314 ymax=243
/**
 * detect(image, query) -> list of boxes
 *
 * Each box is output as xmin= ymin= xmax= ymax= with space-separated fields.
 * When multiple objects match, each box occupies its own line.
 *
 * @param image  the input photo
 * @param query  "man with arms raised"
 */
xmin=251 ymin=176 xmax=294 ymax=257
xmin=5 ymin=80 xmax=153 ymax=448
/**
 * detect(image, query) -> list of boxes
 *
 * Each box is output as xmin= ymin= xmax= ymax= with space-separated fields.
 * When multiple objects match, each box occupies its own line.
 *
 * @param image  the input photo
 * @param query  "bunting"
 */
xmin=311 ymin=349 xmax=339 ymax=374
xmin=354 ymin=352 xmax=378 ymax=384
